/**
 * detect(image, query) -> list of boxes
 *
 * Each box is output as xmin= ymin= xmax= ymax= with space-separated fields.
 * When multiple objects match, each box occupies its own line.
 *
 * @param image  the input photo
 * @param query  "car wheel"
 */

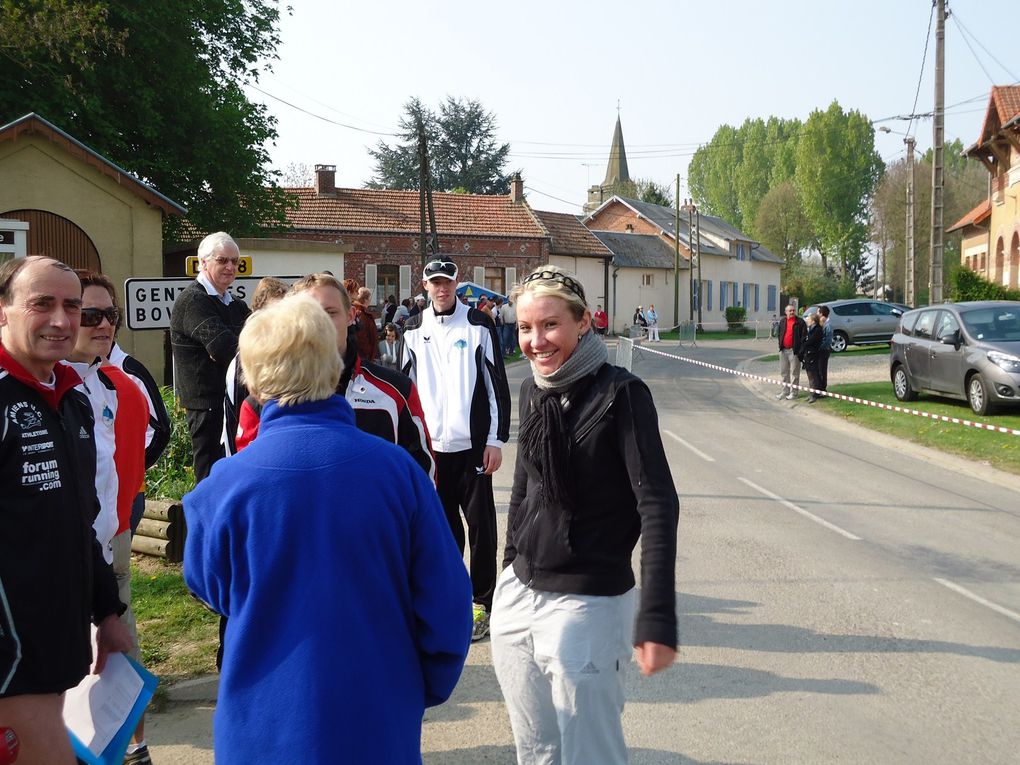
xmin=892 ymin=365 xmax=918 ymax=402
xmin=967 ymin=373 xmax=997 ymax=416
xmin=830 ymin=331 xmax=848 ymax=353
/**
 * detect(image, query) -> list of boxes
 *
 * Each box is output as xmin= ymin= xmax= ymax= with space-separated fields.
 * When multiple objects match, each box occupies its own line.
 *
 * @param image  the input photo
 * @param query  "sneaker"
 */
xmin=807 ymin=396 xmax=818 ymax=404
xmin=786 ymin=392 xmax=796 ymax=400
xmin=472 ymin=606 xmax=490 ymax=642
xmin=124 ymin=745 xmax=152 ymax=765
xmin=776 ymin=390 xmax=787 ymax=399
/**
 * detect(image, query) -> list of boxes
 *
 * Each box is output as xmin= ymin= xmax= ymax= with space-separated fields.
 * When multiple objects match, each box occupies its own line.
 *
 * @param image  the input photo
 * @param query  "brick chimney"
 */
xmin=509 ymin=172 xmax=524 ymax=203
xmin=314 ymin=164 xmax=336 ymax=196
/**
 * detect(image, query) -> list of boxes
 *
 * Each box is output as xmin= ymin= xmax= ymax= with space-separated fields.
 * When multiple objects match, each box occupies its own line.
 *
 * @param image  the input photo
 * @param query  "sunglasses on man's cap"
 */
xmin=423 ymin=259 xmax=458 ymax=281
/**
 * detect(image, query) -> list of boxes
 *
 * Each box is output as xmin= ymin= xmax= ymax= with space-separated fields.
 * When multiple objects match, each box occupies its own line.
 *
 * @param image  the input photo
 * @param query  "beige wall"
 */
xmin=0 ymin=135 xmax=167 ymax=379
xmin=698 ymin=255 xmax=782 ymax=330
xmin=988 ymin=145 xmax=1020 ymax=289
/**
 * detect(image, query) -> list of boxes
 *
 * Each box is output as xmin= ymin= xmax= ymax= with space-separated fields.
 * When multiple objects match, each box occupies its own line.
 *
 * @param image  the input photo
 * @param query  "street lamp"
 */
xmin=679 ymin=199 xmax=702 ymax=330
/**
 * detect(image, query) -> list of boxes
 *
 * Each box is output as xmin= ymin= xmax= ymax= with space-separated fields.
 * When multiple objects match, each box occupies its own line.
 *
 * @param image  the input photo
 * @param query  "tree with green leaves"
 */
xmin=794 ymin=101 xmax=883 ymax=279
xmin=0 ymin=0 xmax=292 ymax=242
xmin=688 ymin=116 xmax=802 ymax=235
xmin=754 ymin=180 xmax=815 ymax=279
xmin=870 ymin=137 xmax=987 ymax=303
xmin=688 ymin=124 xmax=744 ymax=227
xmin=368 ymin=97 xmax=511 ymax=194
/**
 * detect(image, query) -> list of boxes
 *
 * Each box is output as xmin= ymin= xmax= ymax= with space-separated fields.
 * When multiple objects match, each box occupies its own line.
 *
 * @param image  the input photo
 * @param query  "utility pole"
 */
xmin=674 ymin=174 xmax=681 ymax=327
xmin=905 ymin=136 xmax=916 ymax=306
xmin=694 ymin=205 xmax=702 ymax=330
xmin=416 ymin=115 xmax=439 ymax=270
xmin=929 ymin=0 xmax=947 ymax=304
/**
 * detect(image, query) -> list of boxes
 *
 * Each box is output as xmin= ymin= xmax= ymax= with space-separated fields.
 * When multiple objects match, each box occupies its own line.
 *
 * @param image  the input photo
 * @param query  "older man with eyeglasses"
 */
xmin=170 ymin=232 xmax=251 ymax=483
xmin=401 ymin=258 xmax=511 ymax=642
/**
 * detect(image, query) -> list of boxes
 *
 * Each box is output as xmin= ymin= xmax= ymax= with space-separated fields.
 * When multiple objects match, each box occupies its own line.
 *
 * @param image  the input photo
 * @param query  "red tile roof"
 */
xmin=946 ymin=198 xmax=991 ymax=233
xmin=532 ymin=210 xmax=613 ymax=257
xmin=977 ymin=85 xmax=1020 ymax=143
xmin=281 ymin=187 xmax=547 ymax=238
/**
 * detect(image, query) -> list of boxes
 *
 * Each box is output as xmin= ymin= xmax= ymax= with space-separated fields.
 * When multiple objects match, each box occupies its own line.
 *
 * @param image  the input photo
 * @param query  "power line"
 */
xmin=950 ymin=10 xmax=1019 ymax=83
xmin=247 ymin=84 xmax=400 ymax=136
xmin=907 ymin=3 xmax=936 ymax=137
xmin=523 ymin=184 xmax=584 ymax=209
xmin=951 ymin=14 xmax=997 ymax=84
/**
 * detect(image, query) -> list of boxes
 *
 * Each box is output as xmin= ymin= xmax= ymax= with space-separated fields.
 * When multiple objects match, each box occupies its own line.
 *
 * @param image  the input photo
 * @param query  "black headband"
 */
xmin=521 ymin=270 xmax=586 ymax=302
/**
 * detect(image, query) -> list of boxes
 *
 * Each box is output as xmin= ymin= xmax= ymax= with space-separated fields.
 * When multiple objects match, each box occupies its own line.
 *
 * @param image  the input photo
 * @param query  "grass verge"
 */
xmin=132 ymin=555 xmax=218 ymax=688
xmin=820 ymin=382 xmax=1020 ymax=475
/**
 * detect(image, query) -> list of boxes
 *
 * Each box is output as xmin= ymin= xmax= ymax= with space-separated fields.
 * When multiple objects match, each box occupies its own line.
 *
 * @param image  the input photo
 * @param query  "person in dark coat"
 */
xmin=169 ymin=232 xmax=250 ymax=483
xmin=799 ymin=312 xmax=823 ymax=403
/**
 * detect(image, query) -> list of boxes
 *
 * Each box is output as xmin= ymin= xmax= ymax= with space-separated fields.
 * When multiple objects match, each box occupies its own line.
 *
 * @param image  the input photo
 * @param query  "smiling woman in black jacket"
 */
xmin=490 ymin=265 xmax=679 ymax=765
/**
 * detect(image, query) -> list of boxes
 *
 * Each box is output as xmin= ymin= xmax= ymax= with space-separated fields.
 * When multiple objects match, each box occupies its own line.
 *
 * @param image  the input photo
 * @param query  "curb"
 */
xmin=166 ymin=674 xmax=219 ymax=703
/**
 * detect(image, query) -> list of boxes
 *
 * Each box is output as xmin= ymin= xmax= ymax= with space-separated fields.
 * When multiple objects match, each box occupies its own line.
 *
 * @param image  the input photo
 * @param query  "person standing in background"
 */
xmin=169 ymin=232 xmax=250 ymax=483
xmin=499 ymin=295 xmax=517 ymax=356
xmin=401 ymin=258 xmax=511 ymax=642
xmin=817 ymin=305 xmax=833 ymax=396
xmin=776 ymin=303 xmax=806 ymax=400
xmin=645 ymin=304 xmax=660 ymax=342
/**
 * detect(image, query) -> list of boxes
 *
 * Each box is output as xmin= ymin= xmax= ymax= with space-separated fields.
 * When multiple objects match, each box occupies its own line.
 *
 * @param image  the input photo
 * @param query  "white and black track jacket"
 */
xmin=401 ymin=301 xmax=511 ymax=454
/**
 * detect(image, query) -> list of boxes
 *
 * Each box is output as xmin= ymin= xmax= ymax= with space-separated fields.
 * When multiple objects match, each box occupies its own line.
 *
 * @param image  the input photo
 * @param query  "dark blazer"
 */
xmin=169 ymin=281 xmax=250 ymax=409
xmin=777 ymin=315 xmax=807 ymax=355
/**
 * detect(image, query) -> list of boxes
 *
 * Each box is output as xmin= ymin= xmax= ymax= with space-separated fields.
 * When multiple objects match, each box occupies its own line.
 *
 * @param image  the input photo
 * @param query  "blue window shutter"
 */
xmin=708 ymin=280 xmax=713 ymax=311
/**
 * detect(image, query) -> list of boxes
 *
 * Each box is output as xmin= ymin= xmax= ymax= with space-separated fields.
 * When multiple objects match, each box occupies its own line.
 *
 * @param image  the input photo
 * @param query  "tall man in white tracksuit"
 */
xmin=401 ymin=258 xmax=511 ymax=641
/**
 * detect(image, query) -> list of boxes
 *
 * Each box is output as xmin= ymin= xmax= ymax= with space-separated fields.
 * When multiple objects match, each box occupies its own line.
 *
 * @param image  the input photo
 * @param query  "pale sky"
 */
xmin=247 ymin=0 xmax=1020 ymax=215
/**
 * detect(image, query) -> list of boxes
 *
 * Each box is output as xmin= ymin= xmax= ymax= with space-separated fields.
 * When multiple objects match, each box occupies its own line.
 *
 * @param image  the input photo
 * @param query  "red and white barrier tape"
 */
xmin=633 ymin=343 xmax=1020 ymax=437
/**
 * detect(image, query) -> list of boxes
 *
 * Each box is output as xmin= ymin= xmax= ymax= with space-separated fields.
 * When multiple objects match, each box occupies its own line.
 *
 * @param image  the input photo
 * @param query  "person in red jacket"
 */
xmin=593 ymin=304 xmax=609 ymax=336
xmin=777 ymin=303 xmax=807 ymax=400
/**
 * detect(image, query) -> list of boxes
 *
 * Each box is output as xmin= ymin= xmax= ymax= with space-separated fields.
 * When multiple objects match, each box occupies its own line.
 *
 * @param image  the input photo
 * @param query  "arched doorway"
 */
xmin=0 ymin=209 xmax=101 ymax=272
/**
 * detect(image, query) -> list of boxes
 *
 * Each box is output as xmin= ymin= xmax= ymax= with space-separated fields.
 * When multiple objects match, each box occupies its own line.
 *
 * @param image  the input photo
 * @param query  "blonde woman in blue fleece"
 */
xmin=183 ymin=295 xmax=472 ymax=764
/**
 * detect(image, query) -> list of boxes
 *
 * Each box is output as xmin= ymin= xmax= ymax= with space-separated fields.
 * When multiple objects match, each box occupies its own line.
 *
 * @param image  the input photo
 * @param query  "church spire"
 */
xmin=602 ymin=114 xmax=630 ymax=187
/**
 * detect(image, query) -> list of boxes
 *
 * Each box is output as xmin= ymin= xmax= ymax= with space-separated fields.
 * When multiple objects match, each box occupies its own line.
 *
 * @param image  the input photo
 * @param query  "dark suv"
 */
xmin=803 ymin=299 xmax=911 ymax=353
xmin=889 ymin=301 xmax=1020 ymax=415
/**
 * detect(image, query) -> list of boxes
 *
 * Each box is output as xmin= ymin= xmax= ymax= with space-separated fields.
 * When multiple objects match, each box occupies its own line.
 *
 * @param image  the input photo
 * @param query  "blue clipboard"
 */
xmin=68 ymin=657 xmax=159 ymax=765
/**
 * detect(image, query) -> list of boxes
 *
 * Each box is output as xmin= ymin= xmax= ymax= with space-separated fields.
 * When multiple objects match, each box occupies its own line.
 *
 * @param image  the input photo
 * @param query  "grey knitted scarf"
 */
xmin=520 ymin=331 xmax=608 ymax=509
xmin=531 ymin=329 xmax=608 ymax=391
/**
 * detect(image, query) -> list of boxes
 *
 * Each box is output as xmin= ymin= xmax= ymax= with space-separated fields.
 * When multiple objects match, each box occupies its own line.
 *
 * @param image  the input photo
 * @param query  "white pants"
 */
xmin=646 ymin=325 xmax=659 ymax=341
xmin=490 ymin=567 xmax=635 ymax=765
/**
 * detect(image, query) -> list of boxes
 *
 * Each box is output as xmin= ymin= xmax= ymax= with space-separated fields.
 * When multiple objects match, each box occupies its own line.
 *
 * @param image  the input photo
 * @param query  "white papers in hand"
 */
xmin=63 ymin=652 xmax=144 ymax=756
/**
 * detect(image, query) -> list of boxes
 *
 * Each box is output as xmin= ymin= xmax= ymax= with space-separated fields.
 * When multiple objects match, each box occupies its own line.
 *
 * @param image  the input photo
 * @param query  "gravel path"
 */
xmin=742 ymin=350 xmax=889 ymax=387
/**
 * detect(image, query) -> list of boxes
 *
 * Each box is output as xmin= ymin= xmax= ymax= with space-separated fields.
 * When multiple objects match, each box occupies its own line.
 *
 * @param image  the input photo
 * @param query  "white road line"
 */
xmin=663 ymin=430 xmax=715 ymax=462
xmin=933 ymin=578 xmax=1020 ymax=624
xmin=738 ymin=477 xmax=863 ymax=541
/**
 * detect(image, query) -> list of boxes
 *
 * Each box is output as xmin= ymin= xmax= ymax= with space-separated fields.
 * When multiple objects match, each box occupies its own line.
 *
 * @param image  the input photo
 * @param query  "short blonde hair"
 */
xmin=239 ymin=295 xmax=341 ymax=407
xmin=509 ymin=264 xmax=588 ymax=320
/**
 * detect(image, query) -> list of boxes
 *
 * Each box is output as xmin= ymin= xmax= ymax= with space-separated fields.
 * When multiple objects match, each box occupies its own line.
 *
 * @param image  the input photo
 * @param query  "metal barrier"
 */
xmin=616 ymin=336 xmax=636 ymax=371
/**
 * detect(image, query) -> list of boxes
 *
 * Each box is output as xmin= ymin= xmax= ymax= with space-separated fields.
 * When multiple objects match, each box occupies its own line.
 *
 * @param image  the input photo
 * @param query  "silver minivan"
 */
xmin=803 ymin=299 xmax=911 ymax=353
xmin=889 ymin=301 xmax=1020 ymax=415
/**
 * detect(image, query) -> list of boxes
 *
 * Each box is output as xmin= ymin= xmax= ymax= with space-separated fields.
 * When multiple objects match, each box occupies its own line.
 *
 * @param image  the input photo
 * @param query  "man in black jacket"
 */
xmin=777 ymin=303 xmax=807 ymax=400
xmin=0 ymin=256 xmax=130 ymax=763
xmin=170 ymin=232 xmax=251 ymax=482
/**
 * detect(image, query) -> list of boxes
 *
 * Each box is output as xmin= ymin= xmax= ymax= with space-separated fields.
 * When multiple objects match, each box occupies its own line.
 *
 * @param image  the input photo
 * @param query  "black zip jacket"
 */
xmin=0 ymin=367 xmax=123 ymax=696
xmin=504 ymin=363 xmax=679 ymax=648
xmin=170 ymin=281 xmax=251 ymax=409
xmin=778 ymin=315 xmax=807 ymax=355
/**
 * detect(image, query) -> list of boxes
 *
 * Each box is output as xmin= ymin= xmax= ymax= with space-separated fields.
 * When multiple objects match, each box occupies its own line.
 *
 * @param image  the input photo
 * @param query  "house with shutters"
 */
xmin=959 ymin=85 xmax=1020 ymax=288
xmin=584 ymin=195 xmax=784 ymax=332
